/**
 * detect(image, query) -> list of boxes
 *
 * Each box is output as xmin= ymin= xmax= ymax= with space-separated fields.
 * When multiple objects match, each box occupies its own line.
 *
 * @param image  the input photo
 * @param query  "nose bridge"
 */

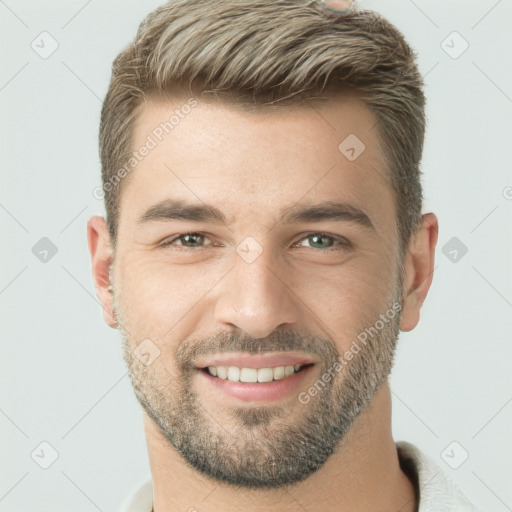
xmin=214 ymin=242 xmax=301 ymax=339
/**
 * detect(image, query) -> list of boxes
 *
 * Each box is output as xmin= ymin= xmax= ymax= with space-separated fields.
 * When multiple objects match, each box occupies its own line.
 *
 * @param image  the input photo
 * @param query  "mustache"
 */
xmin=176 ymin=328 xmax=340 ymax=371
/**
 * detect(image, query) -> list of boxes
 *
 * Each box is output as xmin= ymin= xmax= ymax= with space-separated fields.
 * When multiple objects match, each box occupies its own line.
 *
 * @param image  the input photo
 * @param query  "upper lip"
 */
xmin=195 ymin=353 xmax=319 ymax=370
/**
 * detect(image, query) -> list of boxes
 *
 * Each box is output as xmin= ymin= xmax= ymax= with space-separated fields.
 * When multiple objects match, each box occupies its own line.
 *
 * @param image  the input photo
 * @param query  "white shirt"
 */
xmin=119 ymin=441 xmax=480 ymax=512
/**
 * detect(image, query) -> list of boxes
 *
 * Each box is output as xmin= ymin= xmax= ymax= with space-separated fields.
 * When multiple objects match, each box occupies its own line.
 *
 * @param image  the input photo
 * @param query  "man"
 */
xmin=87 ymin=0 xmax=480 ymax=510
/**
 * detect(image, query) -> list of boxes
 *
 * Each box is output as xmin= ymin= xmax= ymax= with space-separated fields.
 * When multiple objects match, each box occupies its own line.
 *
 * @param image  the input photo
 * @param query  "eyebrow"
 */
xmin=137 ymin=199 xmax=375 ymax=231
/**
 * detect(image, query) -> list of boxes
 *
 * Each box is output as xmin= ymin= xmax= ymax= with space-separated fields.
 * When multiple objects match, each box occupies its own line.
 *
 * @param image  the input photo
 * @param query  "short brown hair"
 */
xmin=99 ymin=0 xmax=426 ymax=264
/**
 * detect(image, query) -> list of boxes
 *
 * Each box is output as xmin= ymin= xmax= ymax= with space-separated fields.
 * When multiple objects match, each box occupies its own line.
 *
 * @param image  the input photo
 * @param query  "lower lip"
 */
xmin=197 ymin=365 xmax=315 ymax=402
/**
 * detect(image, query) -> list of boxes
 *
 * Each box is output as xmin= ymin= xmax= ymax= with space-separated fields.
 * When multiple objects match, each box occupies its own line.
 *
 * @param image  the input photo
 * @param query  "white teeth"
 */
xmin=273 ymin=366 xmax=285 ymax=380
xmin=257 ymin=368 xmax=273 ymax=383
xmin=216 ymin=366 xmax=227 ymax=379
xmin=227 ymin=366 xmax=240 ymax=381
xmin=284 ymin=365 xmax=295 ymax=377
xmin=206 ymin=364 xmax=305 ymax=382
xmin=240 ymin=367 xmax=258 ymax=383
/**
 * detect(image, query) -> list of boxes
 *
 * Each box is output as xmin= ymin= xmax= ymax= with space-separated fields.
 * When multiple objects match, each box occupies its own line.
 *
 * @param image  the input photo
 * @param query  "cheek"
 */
xmin=292 ymin=259 xmax=395 ymax=347
xmin=116 ymin=254 xmax=230 ymax=338
xmin=116 ymin=244 xmax=397 ymax=349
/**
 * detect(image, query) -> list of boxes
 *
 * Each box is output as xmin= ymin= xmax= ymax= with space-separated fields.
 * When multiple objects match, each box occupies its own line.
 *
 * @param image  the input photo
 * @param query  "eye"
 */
xmin=292 ymin=232 xmax=351 ymax=251
xmin=159 ymin=231 xmax=351 ymax=252
xmin=160 ymin=232 xmax=213 ymax=249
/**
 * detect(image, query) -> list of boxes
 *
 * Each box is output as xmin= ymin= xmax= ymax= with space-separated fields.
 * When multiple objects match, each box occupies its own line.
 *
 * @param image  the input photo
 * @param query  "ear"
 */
xmin=399 ymin=213 xmax=439 ymax=332
xmin=87 ymin=216 xmax=117 ymax=328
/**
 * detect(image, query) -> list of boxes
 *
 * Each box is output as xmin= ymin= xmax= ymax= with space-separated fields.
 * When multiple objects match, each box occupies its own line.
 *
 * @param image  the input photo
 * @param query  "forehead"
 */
xmin=119 ymin=92 xmax=395 ymax=236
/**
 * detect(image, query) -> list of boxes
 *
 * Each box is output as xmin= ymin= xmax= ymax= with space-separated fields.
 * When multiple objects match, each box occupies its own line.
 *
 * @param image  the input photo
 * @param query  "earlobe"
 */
xmin=399 ymin=213 xmax=439 ymax=332
xmin=87 ymin=216 xmax=118 ymax=329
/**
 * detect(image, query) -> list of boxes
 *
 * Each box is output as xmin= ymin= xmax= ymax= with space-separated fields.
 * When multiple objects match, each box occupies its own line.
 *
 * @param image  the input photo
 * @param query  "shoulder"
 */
xmin=396 ymin=441 xmax=480 ymax=512
xmin=118 ymin=476 xmax=153 ymax=512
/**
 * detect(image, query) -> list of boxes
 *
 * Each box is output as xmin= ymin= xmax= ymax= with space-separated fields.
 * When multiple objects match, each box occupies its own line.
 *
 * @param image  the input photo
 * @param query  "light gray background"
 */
xmin=1 ymin=0 xmax=511 ymax=510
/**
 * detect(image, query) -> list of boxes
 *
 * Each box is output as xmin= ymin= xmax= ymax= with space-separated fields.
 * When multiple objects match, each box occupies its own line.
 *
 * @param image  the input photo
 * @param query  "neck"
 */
xmin=143 ymin=381 xmax=416 ymax=512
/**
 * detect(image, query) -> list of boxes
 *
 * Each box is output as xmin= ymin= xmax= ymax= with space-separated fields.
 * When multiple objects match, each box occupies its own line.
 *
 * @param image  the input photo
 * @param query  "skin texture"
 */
xmin=88 ymin=92 xmax=438 ymax=511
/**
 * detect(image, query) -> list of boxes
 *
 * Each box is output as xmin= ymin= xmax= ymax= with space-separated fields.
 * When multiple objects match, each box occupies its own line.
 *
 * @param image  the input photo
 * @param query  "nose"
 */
xmin=214 ymin=247 xmax=302 ymax=339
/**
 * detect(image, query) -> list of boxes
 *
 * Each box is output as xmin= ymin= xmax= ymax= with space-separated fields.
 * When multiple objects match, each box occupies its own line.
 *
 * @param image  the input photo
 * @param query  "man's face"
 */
xmin=110 ymin=93 xmax=404 ymax=488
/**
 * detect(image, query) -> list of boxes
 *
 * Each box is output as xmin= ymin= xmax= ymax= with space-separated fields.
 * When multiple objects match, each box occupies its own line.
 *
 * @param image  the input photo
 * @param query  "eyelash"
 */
xmin=159 ymin=232 xmax=352 ymax=252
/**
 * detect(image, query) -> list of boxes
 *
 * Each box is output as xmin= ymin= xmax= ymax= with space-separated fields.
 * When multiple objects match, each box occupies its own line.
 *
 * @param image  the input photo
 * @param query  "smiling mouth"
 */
xmin=201 ymin=364 xmax=315 ymax=383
